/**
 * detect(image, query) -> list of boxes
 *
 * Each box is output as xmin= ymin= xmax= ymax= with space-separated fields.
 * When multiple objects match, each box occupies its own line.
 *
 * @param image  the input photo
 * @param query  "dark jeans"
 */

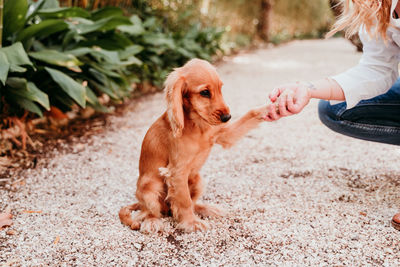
xmin=318 ymin=79 xmax=400 ymax=145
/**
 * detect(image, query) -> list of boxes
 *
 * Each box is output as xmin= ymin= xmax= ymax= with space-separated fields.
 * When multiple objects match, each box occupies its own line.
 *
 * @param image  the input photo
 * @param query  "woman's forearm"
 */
xmin=303 ymin=78 xmax=345 ymax=101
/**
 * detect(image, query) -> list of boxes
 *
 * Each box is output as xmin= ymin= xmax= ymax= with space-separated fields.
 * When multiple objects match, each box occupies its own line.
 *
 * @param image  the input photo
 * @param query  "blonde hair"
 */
xmin=327 ymin=0 xmax=392 ymax=40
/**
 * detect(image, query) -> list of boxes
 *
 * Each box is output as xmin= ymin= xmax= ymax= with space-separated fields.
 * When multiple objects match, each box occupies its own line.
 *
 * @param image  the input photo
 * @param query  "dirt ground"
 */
xmin=1 ymin=38 xmax=399 ymax=266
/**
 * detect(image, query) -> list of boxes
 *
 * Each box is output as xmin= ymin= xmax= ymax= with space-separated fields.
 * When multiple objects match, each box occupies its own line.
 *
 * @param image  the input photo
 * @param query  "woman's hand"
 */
xmin=264 ymin=82 xmax=312 ymax=121
xmin=263 ymin=78 xmax=345 ymax=121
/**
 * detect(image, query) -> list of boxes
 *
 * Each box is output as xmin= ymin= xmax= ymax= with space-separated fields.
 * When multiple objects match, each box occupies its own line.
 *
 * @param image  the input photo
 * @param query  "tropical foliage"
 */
xmin=0 ymin=0 xmax=224 ymax=118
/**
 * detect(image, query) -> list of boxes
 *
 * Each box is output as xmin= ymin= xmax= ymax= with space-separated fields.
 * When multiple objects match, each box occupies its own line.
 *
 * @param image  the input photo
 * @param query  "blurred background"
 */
xmin=0 ymin=0 xmax=361 ymax=163
xmin=59 ymin=0 xmax=337 ymax=48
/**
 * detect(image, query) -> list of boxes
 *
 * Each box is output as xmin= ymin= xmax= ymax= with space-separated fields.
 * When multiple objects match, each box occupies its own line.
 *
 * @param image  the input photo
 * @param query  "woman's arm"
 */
xmin=265 ymin=28 xmax=400 ymax=121
xmin=332 ymin=28 xmax=400 ymax=109
xmin=269 ymin=78 xmax=344 ymax=102
xmin=305 ymin=78 xmax=344 ymax=100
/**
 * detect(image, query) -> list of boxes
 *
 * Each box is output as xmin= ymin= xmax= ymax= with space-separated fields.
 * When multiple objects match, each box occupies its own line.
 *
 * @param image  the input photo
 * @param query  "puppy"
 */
xmin=119 ymin=59 xmax=267 ymax=233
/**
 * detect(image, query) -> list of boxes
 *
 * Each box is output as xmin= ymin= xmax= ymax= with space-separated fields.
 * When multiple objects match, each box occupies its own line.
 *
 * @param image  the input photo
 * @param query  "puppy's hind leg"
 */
xmin=136 ymin=174 xmax=167 ymax=233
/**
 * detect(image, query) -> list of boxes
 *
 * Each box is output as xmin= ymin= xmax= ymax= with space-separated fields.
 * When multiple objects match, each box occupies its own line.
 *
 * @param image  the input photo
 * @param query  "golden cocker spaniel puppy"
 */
xmin=119 ymin=59 xmax=267 ymax=233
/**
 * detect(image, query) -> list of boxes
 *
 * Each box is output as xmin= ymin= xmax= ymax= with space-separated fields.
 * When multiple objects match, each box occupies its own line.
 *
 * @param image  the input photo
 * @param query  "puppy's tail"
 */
xmin=119 ymin=203 xmax=141 ymax=230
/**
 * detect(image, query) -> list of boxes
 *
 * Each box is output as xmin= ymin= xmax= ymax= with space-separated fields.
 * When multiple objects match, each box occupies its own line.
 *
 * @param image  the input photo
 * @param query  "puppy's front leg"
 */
xmin=216 ymin=106 xmax=267 ymax=149
xmin=166 ymin=167 xmax=208 ymax=232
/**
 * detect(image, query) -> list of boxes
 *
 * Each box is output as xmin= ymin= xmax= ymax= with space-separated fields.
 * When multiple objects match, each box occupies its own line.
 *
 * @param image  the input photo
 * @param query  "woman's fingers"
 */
xmin=267 ymin=103 xmax=281 ymax=121
xmin=278 ymin=93 xmax=292 ymax=116
xmin=263 ymin=115 xmax=273 ymax=121
xmin=269 ymin=88 xmax=282 ymax=102
xmin=287 ymin=91 xmax=296 ymax=113
xmin=288 ymin=101 xmax=301 ymax=114
xmin=267 ymin=83 xmax=311 ymax=118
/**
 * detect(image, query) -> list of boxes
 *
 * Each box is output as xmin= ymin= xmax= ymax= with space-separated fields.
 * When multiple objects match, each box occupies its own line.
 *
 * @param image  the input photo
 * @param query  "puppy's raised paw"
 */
xmin=177 ymin=217 xmax=209 ymax=232
xmin=195 ymin=203 xmax=225 ymax=218
xmin=140 ymin=218 xmax=164 ymax=233
xmin=250 ymin=105 xmax=269 ymax=121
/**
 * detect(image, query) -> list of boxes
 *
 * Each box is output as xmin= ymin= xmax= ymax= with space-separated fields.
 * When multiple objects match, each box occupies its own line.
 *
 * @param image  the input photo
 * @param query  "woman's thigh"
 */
xmin=318 ymin=79 xmax=400 ymax=145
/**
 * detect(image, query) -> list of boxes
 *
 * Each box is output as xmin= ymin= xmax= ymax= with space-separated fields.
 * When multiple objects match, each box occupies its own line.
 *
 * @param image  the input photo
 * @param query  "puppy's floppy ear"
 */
xmin=165 ymin=69 xmax=186 ymax=138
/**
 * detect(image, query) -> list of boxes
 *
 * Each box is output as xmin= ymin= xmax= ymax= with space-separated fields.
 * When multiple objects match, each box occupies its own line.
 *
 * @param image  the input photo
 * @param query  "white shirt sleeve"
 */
xmin=331 ymin=28 xmax=400 ymax=109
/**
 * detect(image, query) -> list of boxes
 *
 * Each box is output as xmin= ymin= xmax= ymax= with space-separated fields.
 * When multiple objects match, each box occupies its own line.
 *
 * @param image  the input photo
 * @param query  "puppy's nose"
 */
xmin=220 ymin=114 xmax=231 ymax=123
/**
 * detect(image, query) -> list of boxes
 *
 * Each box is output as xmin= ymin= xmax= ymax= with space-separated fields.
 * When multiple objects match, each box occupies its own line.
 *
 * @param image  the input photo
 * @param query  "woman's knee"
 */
xmin=318 ymin=100 xmax=346 ymax=122
xmin=318 ymin=100 xmax=331 ymax=121
xmin=318 ymin=100 xmax=348 ymax=134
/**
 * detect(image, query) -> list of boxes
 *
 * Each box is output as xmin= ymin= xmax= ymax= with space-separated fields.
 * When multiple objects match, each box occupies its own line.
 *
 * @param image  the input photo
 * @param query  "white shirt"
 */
xmin=332 ymin=0 xmax=400 ymax=109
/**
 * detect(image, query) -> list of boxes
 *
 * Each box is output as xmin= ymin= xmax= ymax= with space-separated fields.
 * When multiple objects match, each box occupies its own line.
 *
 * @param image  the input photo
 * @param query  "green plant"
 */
xmin=0 ymin=0 xmax=224 ymax=119
xmin=121 ymin=15 xmax=224 ymax=87
xmin=1 ymin=0 xmax=134 ymax=116
xmin=0 ymin=42 xmax=49 ymax=116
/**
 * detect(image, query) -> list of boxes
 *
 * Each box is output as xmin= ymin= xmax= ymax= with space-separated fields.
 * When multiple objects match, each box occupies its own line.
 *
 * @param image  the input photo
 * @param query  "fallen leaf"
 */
xmin=54 ymin=236 xmax=60 ymax=245
xmin=47 ymin=106 xmax=68 ymax=120
xmin=359 ymin=211 xmax=367 ymax=216
xmin=0 ymin=212 xmax=13 ymax=229
xmin=22 ymin=210 xmax=42 ymax=214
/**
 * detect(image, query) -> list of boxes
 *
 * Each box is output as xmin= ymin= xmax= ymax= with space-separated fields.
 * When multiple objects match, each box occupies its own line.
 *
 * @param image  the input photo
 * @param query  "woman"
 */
xmin=265 ymin=0 xmax=400 ymax=231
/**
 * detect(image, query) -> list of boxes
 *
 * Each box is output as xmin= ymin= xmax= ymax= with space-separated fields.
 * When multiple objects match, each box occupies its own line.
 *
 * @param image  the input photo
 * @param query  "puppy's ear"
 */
xmin=165 ymin=69 xmax=186 ymax=138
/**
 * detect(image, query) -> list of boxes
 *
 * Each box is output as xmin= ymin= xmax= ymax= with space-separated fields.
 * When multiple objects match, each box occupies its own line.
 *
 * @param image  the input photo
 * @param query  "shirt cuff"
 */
xmin=329 ymin=99 xmax=345 ymax=106
xmin=331 ymin=74 xmax=362 ymax=109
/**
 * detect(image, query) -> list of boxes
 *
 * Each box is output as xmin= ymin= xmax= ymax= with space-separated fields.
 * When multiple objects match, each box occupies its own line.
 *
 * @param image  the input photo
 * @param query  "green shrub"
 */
xmin=0 ymin=0 xmax=224 ymax=118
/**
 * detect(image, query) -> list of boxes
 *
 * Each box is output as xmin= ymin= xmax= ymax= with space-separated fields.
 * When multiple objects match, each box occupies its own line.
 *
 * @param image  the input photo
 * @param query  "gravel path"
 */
xmin=1 ymin=38 xmax=399 ymax=266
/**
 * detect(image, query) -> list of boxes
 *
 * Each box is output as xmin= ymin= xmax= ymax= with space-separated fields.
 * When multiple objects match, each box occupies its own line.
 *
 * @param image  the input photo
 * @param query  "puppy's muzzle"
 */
xmin=220 ymin=114 xmax=231 ymax=123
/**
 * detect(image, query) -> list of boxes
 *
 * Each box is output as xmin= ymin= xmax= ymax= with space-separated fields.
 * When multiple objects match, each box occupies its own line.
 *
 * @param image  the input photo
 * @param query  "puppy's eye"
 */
xmin=200 ymin=89 xmax=211 ymax=98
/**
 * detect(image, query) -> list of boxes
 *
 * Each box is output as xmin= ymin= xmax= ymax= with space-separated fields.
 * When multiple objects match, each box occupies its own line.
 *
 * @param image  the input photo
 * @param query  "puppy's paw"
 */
xmin=250 ymin=105 xmax=269 ymax=121
xmin=195 ymin=203 xmax=225 ymax=218
xmin=140 ymin=218 xmax=164 ymax=233
xmin=177 ymin=217 xmax=209 ymax=232
xmin=130 ymin=221 xmax=141 ymax=230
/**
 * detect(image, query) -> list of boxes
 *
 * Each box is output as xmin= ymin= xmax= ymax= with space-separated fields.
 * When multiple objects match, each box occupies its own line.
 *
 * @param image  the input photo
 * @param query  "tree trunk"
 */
xmin=257 ymin=0 xmax=272 ymax=42
xmin=0 ymin=0 xmax=3 ymax=48
xmin=201 ymin=0 xmax=210 ymax=15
